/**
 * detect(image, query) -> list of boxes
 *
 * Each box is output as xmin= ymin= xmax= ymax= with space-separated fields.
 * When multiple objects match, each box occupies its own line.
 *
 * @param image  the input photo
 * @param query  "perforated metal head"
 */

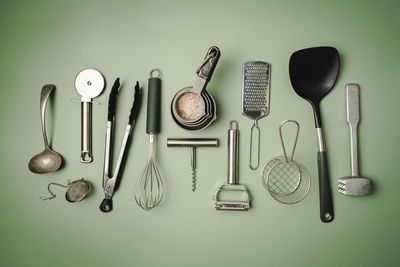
xmin=242 ymin=61 xmax=271 ymax=120
xmin=65 ymin=179 xmax=89 ymax=202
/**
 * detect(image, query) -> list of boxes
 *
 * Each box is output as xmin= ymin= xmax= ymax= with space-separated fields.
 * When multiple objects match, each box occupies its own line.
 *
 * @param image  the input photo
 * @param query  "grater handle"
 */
xmin=249 ymin=119 xmax=260 ymax=170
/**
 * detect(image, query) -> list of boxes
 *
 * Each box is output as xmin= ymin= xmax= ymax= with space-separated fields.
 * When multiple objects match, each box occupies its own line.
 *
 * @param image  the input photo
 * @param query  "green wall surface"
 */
xmin=1 ymin=0 xmax=399 ymax=266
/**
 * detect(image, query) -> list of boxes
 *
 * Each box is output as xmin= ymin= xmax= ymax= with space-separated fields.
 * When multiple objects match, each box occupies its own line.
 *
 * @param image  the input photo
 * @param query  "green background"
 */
xmin=1 ymin=0 xmax=399 ymax=266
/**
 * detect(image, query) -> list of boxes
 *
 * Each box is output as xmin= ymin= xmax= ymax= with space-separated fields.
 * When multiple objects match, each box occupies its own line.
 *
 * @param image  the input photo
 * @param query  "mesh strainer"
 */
xmin=40 ymin=179 xmax=89 ymax=202
xmin=261 ymin=120 xmax=310 ymax=204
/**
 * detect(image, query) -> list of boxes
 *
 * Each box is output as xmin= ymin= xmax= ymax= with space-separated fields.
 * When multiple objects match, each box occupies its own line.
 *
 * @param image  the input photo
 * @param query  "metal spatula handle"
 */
xmin=346 ymin=84 xmax=360 ymax=177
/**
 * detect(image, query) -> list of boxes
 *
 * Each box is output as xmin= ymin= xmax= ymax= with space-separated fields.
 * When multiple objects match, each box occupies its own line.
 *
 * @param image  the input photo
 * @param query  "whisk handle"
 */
xmin=146 ymin=74 xmax=161 ymax=134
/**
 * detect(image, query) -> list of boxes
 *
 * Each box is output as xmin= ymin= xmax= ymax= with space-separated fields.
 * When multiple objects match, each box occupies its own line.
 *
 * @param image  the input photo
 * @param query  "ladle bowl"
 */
xmin=28 ymin=84 xmax=62 ymax=174
xmin=29 ymin=149 xmax=62 ymax=174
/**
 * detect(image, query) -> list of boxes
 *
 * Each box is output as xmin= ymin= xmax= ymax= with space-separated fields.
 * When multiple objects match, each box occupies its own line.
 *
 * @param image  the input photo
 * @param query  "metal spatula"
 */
xmin=242 ymin=61 xmax=271 ymax=170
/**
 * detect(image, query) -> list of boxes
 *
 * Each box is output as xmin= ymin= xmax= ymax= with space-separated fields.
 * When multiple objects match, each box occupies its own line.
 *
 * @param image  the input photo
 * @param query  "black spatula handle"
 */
xmin=317 ymin=151 xmax=334 ymax=223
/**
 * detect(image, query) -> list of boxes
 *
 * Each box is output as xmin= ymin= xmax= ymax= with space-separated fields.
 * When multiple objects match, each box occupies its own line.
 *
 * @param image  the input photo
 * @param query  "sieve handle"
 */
xmin=228 ymin=121 xmax=239 ymax=185
xmin=146 ymin=73 xmax=161 ymax=134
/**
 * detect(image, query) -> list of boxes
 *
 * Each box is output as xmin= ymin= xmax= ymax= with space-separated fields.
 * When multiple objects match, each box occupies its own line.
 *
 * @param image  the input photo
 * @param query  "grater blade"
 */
xmin=242 ymin=61 xmax=271 ymax=120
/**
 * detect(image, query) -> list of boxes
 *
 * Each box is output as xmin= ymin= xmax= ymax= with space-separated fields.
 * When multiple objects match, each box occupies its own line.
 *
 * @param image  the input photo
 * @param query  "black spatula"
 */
xmin=289 ymin=46 xmax=340 ymax=223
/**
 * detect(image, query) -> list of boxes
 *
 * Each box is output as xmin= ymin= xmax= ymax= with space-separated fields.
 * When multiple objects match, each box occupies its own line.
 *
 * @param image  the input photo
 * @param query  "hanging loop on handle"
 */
xmin=249 ymin=119 xmax=260 ymax=170
xmin=279 ymin=120 xmax=300 ymax=162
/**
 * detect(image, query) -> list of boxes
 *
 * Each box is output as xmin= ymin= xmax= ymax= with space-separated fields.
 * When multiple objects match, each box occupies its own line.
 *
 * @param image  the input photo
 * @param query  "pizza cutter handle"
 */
xmin=81 ymin=101 xmax=92 ymax=163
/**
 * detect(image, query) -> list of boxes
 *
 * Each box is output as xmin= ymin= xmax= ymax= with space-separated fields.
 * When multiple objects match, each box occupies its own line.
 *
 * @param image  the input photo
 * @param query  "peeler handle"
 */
xmin=228 ymin=121 xmax=239 ymax=185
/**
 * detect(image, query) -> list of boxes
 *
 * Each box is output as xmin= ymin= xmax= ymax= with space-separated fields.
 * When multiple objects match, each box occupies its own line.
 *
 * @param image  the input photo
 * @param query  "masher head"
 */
xmin=338 ymin=177 xmax=372 ymax=196
xmin=213 ymin=184 xmax=250 ymax=211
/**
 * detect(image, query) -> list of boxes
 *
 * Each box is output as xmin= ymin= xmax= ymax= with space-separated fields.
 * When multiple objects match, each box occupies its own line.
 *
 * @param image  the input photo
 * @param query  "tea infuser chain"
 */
xmin=40 ymin=182 xmax=68 ymax=200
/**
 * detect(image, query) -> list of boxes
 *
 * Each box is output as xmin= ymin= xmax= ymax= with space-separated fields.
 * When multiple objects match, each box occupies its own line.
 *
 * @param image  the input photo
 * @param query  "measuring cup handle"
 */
xmin=197 ymin=46 xmax=221 ymax=81
xmin=81 ymin=101 xmax=92 ymax=163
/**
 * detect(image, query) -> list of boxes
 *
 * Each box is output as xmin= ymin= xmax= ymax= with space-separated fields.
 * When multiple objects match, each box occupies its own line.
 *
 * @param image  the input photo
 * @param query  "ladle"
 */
xmin=29 ymin=84 xmax=62 ymax=174
xmin=289 ymin=46 xmax=340 ymax=223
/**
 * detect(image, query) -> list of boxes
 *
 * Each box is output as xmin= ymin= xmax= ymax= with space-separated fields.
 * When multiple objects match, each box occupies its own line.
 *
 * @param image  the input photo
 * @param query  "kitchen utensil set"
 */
xmin=32 ymin=45 xmax=373 ymax=222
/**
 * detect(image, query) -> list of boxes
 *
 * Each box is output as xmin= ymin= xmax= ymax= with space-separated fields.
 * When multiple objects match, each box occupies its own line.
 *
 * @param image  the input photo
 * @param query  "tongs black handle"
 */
xmin=197 ymin=46 xmax=221 ymax=81
xmin=129 ymin=81 xmax=141 ymax=125
xmin=108 ymin=78 xmax=120 ymax=121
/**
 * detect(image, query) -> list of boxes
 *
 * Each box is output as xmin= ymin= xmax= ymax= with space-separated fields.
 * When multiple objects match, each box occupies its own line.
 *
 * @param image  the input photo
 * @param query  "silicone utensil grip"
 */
xmin=107 ymin=78 xmax=120 ymax=121
xmin=146 ymin=77 xmax=161 ymax=134
xmin=317 ymin=151 xmax=334 ymax=223
xmin=129 ymin=81 xmax=141 ymax=125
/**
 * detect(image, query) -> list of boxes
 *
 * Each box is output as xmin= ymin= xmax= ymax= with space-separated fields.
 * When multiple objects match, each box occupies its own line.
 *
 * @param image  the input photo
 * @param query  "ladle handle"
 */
xmin=40 ymin=84 xmax=55 ymax=149
xmin=81 ymin=101 xmax=92 ymax=163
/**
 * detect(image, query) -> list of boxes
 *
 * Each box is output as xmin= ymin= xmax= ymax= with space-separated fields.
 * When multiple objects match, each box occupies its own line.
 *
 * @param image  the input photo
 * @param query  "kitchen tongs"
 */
xmin=100 ymin=78 xmax=141 ymax=213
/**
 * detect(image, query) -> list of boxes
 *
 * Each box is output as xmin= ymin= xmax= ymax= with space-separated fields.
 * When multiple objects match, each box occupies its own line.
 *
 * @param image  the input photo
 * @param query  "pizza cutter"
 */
xmin=75 ymin=69 xmax=105 ymax=163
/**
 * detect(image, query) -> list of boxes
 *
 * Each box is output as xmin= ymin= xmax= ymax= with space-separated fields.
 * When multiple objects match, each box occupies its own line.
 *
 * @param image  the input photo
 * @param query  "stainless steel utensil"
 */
xmin=29 ymin=84 xmax=62 ymax=174
xmin=75 ymin=69 xmax=105 ymax=163
xmin=242 ymin=61 xmax=271 ymax=170
xmin=99 ymin=79 xmax=142 ymax=213
xmin=171 ymin=46 xmax=220 ymax=131
xmin=134 ymin=69 xmax=164 ymax=211
xmin=167 ymin=138 xmax=219 ymax=192
xmin=289 ymin=46 xmax=340 ymax=223
xmin=261 ymin=120 xmax=310 ymax=204
xmin=214 ymin=121 xmax=250 ymax=211
xmin=40 ymin=178 xmax=89 ymax=202
xmin=338 ymin=84 xmax=373 ymax=196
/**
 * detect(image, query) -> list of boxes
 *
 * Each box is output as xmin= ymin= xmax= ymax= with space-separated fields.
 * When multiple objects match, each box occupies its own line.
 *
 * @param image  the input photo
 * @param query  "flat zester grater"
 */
xmin=242 ymin=61 xmax=271 ymax=170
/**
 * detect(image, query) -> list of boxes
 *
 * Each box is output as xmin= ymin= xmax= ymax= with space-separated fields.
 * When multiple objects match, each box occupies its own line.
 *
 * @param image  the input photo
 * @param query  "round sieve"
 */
xmin=261 ymin=120 xmax=311 ymax=204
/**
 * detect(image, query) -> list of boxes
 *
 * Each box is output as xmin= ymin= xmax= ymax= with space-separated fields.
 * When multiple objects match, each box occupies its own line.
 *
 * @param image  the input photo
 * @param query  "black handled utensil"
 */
xmin=289 ymin=46 xmax=340 ymax=223
xmin=100 ymin=79 xmax=142 ymax=213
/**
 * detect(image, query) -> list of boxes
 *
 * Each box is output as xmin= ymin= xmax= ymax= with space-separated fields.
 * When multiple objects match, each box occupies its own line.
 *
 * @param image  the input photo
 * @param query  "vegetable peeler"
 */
xmin=100 ymin=79 xmax=142 ymax=213
xmin=213 ymin=121 xmax=250 ymax=211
